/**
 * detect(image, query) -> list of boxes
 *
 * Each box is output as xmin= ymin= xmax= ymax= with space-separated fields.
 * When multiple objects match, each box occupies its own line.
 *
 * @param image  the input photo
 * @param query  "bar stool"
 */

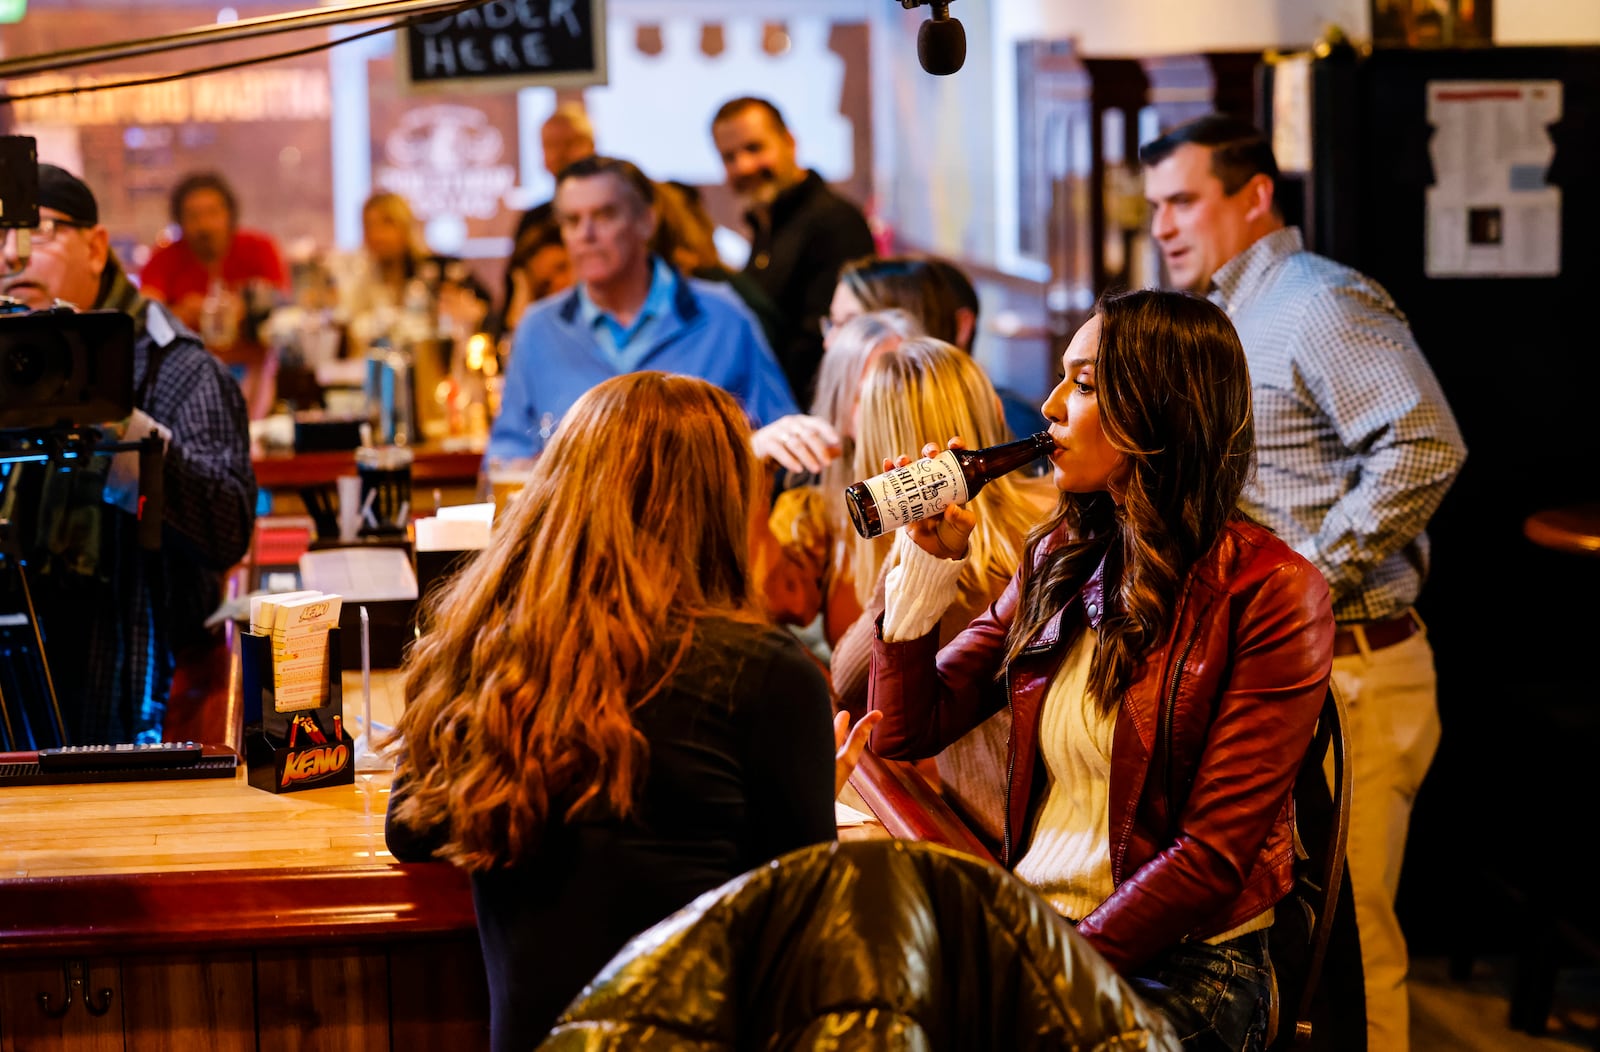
xmin=1522 ymin=503 xmax=1600 ymax=558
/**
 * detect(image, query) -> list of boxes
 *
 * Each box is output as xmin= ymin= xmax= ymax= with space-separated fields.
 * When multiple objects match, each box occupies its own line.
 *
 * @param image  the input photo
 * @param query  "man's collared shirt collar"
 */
xmin=577 ymin=256 xmax=676 ymax=364
xmin=1208 ymin=226 xmax=1303 ymax=313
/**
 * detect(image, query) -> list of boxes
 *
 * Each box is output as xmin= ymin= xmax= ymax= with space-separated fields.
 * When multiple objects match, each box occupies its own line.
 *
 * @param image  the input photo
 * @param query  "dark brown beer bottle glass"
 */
xmin=845 ymin=431 xmax=1054 ymax=539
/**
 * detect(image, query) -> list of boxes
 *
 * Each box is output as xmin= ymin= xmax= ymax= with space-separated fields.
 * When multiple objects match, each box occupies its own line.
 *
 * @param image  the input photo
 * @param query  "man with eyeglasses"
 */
xmin=0 ymin=163 xmax=256 ymax=744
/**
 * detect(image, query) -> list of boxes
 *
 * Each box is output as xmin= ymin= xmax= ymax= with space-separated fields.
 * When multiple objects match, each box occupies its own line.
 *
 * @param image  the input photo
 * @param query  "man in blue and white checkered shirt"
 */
xmin=1142 ymin=114 xmax=1465 ymax=1052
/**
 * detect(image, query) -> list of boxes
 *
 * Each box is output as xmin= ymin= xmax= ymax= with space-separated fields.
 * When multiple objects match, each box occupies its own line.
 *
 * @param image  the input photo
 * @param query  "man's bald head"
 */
xmin=542 ymin=103 xmax=596 ymax=178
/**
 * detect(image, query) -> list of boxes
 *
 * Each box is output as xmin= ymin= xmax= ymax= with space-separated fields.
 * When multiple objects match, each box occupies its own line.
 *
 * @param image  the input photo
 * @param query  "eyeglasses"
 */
xmin=3 ymin=217 xmax=94 ymax=248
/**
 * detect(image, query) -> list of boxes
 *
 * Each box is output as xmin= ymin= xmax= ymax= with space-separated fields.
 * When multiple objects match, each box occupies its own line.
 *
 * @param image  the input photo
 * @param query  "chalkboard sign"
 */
xmin=399 ymin=0 xmax=607 ymax=93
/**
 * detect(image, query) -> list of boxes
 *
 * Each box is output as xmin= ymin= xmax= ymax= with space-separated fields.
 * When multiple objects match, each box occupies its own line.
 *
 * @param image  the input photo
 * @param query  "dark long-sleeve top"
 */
xmin=386 ymin=617 xmax=837 ymax=1052
xmin=742 ymin=170 xmax=875 ymax=404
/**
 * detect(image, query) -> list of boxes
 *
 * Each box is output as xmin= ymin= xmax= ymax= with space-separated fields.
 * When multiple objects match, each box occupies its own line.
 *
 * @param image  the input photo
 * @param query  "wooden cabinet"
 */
xmin=2 ymin=957 xmax=122 ymax=1052
xmin=1 ymin=939 xmax=487 ymax=1051
xmin=122 ymin=953 xmax=254 ymax=1052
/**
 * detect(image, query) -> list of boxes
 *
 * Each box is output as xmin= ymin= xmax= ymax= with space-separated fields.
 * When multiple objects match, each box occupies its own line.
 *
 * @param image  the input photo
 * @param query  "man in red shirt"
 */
xmin=140 ymin=171 xmax=289 ymax=417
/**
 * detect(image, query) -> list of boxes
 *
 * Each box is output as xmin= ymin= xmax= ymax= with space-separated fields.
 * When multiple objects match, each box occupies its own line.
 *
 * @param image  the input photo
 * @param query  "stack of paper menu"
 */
xmin=250 ymin=590 xmax=343 ymax=712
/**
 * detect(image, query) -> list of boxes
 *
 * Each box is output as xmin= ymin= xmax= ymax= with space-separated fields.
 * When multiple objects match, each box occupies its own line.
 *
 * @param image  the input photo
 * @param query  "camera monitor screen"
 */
xmin=0 ymin=308 xmax=133 ymax=432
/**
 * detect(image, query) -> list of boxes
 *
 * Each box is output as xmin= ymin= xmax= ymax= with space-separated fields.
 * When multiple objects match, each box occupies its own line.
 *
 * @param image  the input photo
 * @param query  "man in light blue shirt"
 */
xmin=489 ymin=156 xmax=797 ymax=460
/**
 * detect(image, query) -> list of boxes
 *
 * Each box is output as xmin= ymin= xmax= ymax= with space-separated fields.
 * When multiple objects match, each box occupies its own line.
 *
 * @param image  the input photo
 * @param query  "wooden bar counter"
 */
xmin=252 ymin=443 xmax=487 ymax=517
xmin=0 ymin=670 xmax=972 ymax=1049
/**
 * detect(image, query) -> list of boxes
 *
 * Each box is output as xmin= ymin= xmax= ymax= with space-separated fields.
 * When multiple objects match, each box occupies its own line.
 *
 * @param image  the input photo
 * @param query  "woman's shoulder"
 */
xmin=689 ymin=617 xmax=826 ymax=672
xmin=1220 ymin=516 xmax=1304 ymax=563
xmin=682 ymin=618 xmax=830 ymax=708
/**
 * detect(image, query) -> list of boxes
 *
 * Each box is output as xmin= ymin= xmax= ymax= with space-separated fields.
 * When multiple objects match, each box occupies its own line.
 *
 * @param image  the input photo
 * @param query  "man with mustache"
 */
xmin=0 ymin=163 xmax=255 ymax=744
xmin=711 ymin=96 xmax=875 ymax=405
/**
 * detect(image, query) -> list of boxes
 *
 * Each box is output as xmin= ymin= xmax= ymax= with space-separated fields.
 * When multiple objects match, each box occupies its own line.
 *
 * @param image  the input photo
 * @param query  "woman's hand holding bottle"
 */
xmin=883 ymin=437 xmax=978 ymax=560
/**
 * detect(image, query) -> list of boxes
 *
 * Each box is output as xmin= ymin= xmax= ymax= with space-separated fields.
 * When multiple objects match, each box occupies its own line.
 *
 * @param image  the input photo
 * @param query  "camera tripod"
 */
xmin=0 ymin=426 xmax=164 ymax=750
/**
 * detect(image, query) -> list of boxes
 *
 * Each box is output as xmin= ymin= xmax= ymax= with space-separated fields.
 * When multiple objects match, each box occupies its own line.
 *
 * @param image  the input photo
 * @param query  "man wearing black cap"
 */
xmin=0 ymin=163 xmax=256 ymax=744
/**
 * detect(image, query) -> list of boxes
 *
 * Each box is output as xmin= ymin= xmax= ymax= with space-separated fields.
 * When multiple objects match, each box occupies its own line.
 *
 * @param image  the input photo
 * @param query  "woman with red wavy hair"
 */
xmin=385 ymin=371 xmax=876 ymax=1050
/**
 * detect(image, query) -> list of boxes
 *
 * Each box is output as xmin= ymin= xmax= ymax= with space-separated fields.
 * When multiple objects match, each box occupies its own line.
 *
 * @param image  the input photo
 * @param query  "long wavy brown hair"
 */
xmin=1007 ymin=289 xmax=1255 ymax=713
xmin=388 ymin=373 xmax=765 ymax=870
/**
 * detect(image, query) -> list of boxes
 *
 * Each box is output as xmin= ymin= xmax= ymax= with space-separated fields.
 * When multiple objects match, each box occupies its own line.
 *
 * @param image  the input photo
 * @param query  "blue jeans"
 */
xmin=1127 ymin=929 xmax=1271 ymax=1052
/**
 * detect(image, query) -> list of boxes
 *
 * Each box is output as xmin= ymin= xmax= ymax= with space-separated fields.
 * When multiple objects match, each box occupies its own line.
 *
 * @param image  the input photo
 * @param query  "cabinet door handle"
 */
xmin=37 ymin=959 xmax=115 ymax=1019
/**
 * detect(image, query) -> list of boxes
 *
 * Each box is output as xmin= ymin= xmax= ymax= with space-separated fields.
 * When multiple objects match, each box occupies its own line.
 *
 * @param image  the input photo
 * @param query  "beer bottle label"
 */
xmin=858 ymin=450 xmax=970 ymax=532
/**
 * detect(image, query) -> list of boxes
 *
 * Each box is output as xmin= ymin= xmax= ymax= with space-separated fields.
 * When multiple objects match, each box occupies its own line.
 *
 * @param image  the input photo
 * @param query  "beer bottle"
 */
xmin=846 ymin=431 xmax=1055 ymax=539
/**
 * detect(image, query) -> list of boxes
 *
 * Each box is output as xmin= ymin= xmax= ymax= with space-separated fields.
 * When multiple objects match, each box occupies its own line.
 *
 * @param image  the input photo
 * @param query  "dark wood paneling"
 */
xmin=388 ymin=937 xmax=491 ymax=1049
xmin=121 ymin=952 xmax=254 ymax=1052
xmin=0 ymin=956 xmax=122 ymax=1052
xmin=255 ymin=946 xmax=389 ymax=1052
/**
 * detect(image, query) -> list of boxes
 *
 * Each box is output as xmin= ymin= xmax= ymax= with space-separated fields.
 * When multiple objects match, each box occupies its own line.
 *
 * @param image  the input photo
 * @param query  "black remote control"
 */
xmin=37 ymin=741 xmax=204 ymax=772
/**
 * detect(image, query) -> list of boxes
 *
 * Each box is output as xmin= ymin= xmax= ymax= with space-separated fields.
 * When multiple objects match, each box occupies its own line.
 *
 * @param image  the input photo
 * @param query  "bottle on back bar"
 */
xmin=845 ymin=431 xmax=1055 ymax=539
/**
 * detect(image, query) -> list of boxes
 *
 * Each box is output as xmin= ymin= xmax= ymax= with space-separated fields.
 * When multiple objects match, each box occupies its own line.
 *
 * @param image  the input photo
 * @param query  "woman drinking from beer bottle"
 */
xmin=867 ymin=289 xmax=1335 ymax=1051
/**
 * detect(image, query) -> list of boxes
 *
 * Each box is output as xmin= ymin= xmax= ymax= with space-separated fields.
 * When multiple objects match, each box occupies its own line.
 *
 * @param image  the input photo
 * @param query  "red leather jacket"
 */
xmin=869 ymin=517 xmax=1334 ymax=974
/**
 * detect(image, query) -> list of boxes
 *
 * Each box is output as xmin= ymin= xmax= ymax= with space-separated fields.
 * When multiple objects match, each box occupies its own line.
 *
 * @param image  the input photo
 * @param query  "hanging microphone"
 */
xmin=903 ymin=0 xmax=966 ymax=76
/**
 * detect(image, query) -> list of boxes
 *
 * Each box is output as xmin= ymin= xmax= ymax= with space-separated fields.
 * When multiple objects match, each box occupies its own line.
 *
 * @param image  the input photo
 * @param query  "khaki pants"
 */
xmin=1331 ymin=623 xmax=1441 ymax=1052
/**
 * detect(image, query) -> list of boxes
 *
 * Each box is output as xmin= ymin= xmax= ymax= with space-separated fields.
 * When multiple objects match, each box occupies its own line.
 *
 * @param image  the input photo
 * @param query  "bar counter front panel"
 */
xmin=0 ymin=670 xmax=975 ymax=1047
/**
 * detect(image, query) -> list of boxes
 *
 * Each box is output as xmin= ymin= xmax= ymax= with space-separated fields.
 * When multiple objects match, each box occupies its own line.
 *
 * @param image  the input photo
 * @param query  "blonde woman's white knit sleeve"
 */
xmin=882 ymin=531 xmax=965 ymax=642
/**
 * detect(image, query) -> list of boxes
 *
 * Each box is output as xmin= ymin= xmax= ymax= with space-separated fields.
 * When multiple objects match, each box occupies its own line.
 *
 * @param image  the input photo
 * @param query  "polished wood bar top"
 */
xmin=0 ymin=671 xmax=445 ymax=956
xmin=2 ymin=769 xmax=396 ymax=881
xmin=1 ymin=670 xmax=887 ymax=883
xmin=1524 ymin=503 xmax=1600 ymax=557
xmin=252 ymin=444 xmax=485 ymax=490
xmin=0 ymin=671 xmax=914 ymax=957
xmin=5 ymin=669 xmax=408 ymax=880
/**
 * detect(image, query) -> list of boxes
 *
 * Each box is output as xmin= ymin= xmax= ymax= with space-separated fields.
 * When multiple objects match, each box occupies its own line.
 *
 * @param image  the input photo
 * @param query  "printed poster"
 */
xmin=1424 ymin=79 xmax=1561 ymax=278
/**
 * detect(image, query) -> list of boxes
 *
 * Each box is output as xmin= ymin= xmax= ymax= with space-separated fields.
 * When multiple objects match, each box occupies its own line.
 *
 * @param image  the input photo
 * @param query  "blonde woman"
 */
xmin=361 ymin=191 xmax=433 ymax=298
xmin=337 ymin=190 xmax=489 ymax=354
xmin=754 ymin=309 xmax=920 ymax=635
xmin=830 ymin=338 xmax=1053 ymax=844
xmin=756 ymin=331 xmax=1050 ymax=844
xmin=386 ymin=372 xmax=878 ymax=1051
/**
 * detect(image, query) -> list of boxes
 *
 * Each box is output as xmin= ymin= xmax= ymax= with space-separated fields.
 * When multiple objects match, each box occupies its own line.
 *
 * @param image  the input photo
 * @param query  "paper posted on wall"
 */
xmin=1425 ymin=79 xmax=1562 ymax=278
